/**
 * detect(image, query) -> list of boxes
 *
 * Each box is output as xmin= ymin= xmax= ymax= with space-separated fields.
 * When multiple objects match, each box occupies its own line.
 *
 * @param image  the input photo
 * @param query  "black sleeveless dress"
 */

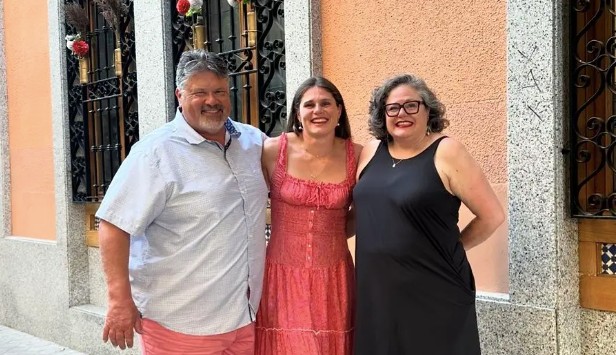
xmin=353 ymin=137 xmax=481 ymax=355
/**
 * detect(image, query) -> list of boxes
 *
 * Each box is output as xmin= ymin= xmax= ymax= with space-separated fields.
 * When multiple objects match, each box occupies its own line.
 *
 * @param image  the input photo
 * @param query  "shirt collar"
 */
xmin=224 ymin=119 xmax=242 ymax=139
xmin=173 ymin=109 xmax=242 ymax=145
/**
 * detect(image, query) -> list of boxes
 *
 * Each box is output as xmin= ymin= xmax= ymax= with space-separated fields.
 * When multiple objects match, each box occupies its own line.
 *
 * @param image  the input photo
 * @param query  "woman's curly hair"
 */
xmin=368 ymin=74 xmax=448 ymax=141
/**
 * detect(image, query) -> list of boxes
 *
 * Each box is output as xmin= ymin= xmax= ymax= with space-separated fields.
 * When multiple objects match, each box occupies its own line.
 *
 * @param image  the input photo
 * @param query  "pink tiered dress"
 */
xmin=255 ymin=133 xmax=356 ymax=355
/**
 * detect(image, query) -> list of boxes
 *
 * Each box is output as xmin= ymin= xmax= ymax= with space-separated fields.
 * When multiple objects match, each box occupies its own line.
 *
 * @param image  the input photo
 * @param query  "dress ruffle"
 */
xmin=256 ymin=260 xmax=354 ymax=355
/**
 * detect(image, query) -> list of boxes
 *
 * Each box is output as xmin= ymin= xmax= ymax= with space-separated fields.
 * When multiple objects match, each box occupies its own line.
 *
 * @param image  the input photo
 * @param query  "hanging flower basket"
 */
xmin=64 ymin=2 xmax=90 ymax=83
xmin=66 ymin=34 xmax=90 ymax=84
xmin=66 ymin=34 xmax=90 ymax=58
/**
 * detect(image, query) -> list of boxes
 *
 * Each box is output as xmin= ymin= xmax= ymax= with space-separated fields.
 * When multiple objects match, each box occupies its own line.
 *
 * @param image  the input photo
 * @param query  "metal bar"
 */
xmin=229 ymin=2 xmax=239 ymax=121
xmin=83 ymin=94 xmax=122 ymax=103
xmin=218 ymin=46 xmax=257 ymax=56
xmin=204 ymin=0 xmax=212 ymax=51
xmin=216 ymin=0 xmax=224 ymax=52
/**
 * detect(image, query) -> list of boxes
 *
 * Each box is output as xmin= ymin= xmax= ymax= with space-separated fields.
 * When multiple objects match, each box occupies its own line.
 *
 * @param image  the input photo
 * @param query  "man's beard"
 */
xmin=197 ymin=105 xmax=226 ymax=134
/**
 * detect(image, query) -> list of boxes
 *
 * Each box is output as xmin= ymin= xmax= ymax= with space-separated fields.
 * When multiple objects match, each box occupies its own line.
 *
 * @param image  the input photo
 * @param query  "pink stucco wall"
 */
xmin=5 ymin=1 xmax=56 ymax=239
xmin=325 ymin=1 xmax=509 ymax=293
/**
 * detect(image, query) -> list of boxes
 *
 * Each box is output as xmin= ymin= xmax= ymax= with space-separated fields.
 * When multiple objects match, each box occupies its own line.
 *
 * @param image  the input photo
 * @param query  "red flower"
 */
xmin=176 ymin=0 xmax=190 ymax=15
xmin=72 ymin=40 xmax=89 ymax=57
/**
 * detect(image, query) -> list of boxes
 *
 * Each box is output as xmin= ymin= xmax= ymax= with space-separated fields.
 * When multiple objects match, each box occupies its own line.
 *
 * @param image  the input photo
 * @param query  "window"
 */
xmin=65 ymin=0 xmax=139 ymax=202
xmin=170 ymin=0 xmax=287 ymax=136
xmin=571 ymin=1 xmax=616 ymax=311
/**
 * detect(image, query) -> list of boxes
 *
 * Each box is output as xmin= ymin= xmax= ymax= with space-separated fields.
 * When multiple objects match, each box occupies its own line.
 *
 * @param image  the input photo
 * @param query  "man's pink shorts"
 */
xmin=140 ymin=318 xmax=255 ymax=355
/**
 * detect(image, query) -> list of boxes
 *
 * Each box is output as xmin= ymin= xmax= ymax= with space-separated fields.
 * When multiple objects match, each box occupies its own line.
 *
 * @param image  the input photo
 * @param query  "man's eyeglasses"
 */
xmin=385 ymin=101 xmax=424 ymax=117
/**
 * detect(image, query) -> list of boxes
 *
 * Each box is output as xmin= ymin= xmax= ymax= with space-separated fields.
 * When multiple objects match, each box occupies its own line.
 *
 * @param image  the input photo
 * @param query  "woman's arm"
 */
xmin=436 ymin=138 xmax=505 ymax=251
xmin=261 ymin=136 xmax=281 ymax=190
xmin=345 ymin=142 xmax=364 ymax=238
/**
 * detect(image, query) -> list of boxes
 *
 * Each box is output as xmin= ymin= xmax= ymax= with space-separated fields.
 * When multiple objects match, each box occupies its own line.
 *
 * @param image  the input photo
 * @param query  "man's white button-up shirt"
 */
xmin=96 ymin=110 xmax=268 ymax=335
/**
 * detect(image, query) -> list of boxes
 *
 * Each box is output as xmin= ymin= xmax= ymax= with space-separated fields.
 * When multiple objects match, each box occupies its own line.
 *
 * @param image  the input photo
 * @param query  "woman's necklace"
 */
xmin=391 ymin=157 xmax=408 ymax=168
xmin=390 ymin=136 xmax=429 ymax=168
xmin=304 ymin=146 xmax=332 ymax=179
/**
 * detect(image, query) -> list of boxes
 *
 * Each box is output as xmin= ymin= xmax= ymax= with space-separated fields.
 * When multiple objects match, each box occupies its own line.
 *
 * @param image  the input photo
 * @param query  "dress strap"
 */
xmin=429 ymin=136 xmax=448 ymax=156
xmin=272 ymin=132 xmax=289 ymax=183
xmin=345 ymin=139 xmax=358 ymax=183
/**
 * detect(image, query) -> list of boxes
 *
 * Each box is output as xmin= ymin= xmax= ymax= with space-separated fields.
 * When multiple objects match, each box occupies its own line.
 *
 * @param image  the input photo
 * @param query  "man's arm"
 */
xmin=99 ymin=220 xmax=142 ymax=350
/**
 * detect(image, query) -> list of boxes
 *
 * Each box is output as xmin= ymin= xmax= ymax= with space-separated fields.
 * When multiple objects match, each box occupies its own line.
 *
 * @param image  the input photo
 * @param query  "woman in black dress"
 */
xmin=353 ymin=74 xmax=505 ymax=355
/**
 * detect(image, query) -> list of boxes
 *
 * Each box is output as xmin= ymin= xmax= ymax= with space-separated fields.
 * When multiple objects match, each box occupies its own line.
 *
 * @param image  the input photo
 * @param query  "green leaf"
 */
xmin=186 ymin=7 xmax=200 ymax=17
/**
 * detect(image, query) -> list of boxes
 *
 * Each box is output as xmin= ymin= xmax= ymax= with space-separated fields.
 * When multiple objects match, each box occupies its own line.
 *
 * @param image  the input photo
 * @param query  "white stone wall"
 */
xmin=283 ymin=0 xmax=322 ymax=105
xmin=1 ymin=1 xmax=616 ymax=354
xmin=0 ymin=0 xmax=11 ymax=242
xmin=472 ymin=0 xmax=581 ymax=354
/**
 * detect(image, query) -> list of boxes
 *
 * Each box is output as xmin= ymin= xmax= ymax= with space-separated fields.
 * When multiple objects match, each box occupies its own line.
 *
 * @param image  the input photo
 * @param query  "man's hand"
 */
xmin=103 ymin=298 xmax=143 ymax=350
xmin=98 ymin=219 xmax=140 ymax=350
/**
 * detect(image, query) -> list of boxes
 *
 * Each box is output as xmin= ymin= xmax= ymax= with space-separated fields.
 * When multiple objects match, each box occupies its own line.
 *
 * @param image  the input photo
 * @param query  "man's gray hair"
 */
xmin=175 ymin=50 xmax=229 ymax=89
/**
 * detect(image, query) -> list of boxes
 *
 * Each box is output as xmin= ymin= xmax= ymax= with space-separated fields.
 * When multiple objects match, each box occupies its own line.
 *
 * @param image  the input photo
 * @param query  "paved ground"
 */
xmin=0 ymin=325 xmax=85 ymax=355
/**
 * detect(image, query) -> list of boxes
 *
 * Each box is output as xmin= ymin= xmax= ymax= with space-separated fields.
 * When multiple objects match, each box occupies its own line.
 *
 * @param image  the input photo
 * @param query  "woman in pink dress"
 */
xmin=256 ymin=77 xmax=362 ymax=355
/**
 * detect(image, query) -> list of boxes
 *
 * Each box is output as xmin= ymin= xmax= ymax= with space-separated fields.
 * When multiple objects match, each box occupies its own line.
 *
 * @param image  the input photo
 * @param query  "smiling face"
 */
xmin=297 ymin=86 xmax=342 ymax=137
xmin=385 ymin=84 xmax=429 ymax=140
xmin=175 ymin=71 xmax=231 ymax=141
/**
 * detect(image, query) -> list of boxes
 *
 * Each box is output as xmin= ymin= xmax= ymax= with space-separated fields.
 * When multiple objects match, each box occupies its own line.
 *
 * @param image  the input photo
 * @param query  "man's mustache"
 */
xmin=201 ymin=105 xmax=223 ymax=111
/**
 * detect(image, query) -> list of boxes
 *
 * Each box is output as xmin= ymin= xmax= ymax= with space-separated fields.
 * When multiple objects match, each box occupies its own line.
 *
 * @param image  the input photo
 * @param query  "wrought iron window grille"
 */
xmin=570 ymin=0 xmax=616 ymax=218
xmin=170 ymin=0 xmax=286 ymax=136
xmin=65 ymin=0 xmax=139 ymax=202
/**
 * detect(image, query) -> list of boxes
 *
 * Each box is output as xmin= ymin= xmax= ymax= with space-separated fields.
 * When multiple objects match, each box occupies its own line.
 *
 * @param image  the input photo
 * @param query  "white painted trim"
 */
xmin=477 ymin=291 xmax=510 ymax=303
xmin=283 ymin=0 xmax=321 ymax=111
xmin=49 ymin=0 xmax=90 ymax=307
xmin=133 ymin=1 xmax=176 ymax=134
xmin=0 ymin=0 xmax=11 ymax=239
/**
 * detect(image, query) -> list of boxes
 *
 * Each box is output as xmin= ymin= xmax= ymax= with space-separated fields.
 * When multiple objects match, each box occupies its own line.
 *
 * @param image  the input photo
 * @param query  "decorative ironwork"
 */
xmin=170 ymin=0 xmax=286 ymax=136
xmin=65 ymin=0 xmax=89 ymax=201
xmin=255 ymin=0 xmax=286 ymax=136
xmin=65 ymin=0 xmax=138 ymax=202
xmin=570 ymin=1 xmax=616 ymax=217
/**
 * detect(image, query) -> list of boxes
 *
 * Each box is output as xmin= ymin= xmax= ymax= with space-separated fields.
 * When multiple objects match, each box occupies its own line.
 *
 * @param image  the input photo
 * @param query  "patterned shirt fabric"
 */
xmin=96 ymin=110 xmax=268 ymax=335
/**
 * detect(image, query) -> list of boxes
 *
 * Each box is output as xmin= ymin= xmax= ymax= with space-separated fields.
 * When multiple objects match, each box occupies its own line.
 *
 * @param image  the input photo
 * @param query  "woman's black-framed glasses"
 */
xmin=385 ymin=100 xmax=424 ymax=117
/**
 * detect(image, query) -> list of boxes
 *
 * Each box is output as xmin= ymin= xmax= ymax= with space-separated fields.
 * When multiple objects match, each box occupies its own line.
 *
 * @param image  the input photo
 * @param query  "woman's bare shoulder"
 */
xmin=264 ymin=134 xmax=284 ymax=148
xmin=352 ymin=141 xmax=364 ymax=151
xmin=263 ymin=135 xmax=284 ymax=162
xmin=355 ymin=139 xmax=381 ymax=179
xmin=361 ymin=139 xmax=381 ymax=159
xmin=352 ymin=141 xmax=364 ymax=160
xmin=436 ymin=136 xmax=469 ymax=161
